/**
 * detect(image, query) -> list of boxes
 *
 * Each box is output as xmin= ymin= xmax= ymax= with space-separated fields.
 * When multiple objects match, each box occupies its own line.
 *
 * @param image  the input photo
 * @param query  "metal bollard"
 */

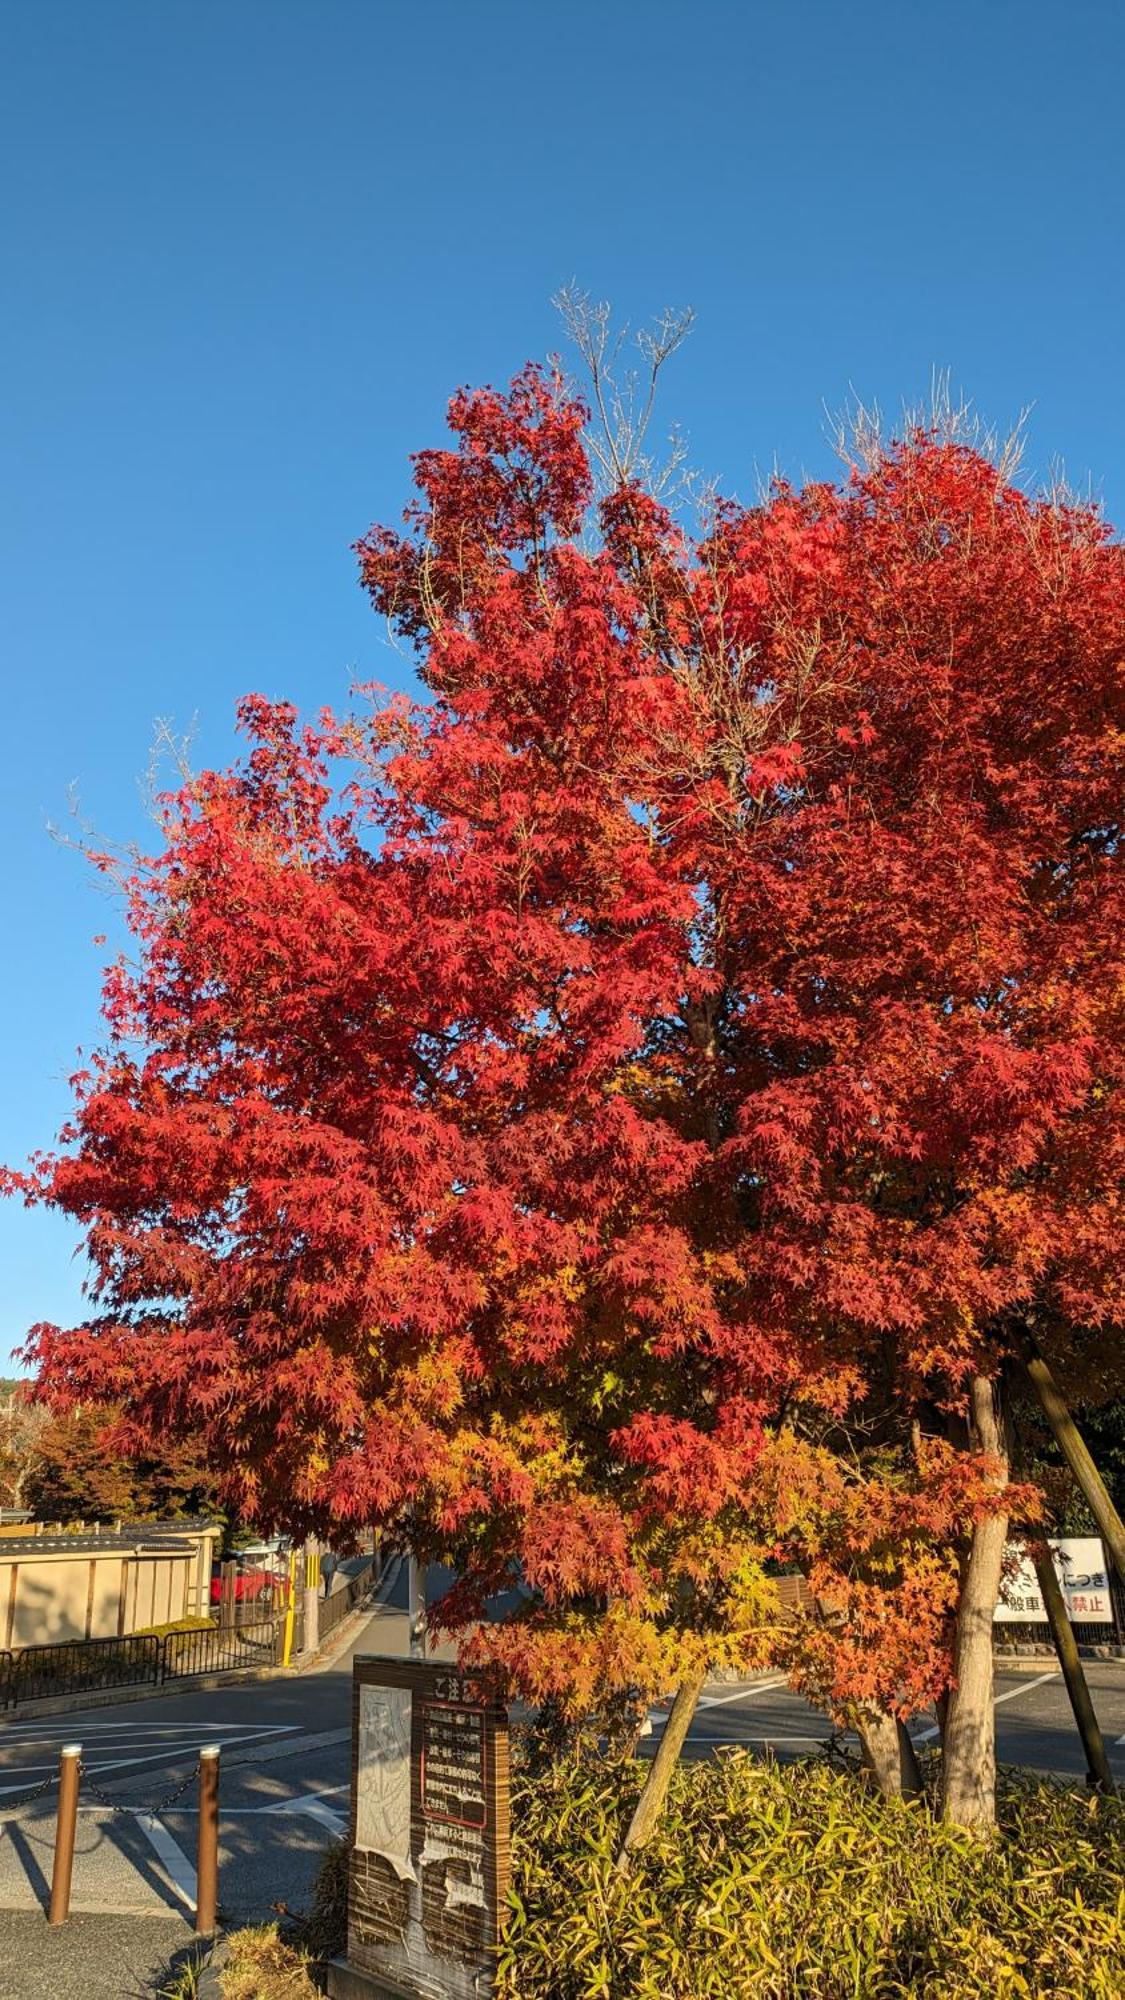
xmin=195 ymin=1745 xmax=220 ymax=1933
xmin=48 ymin=1744 xmax=81 ymax=1925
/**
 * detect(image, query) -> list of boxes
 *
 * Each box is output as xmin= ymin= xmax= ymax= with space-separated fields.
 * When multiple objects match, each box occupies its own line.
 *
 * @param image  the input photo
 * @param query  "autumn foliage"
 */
xmin=0 ymin=1387 xmax=216 ymax=1524
xmin=10 ymin=365 xmax=1124 ymax=1766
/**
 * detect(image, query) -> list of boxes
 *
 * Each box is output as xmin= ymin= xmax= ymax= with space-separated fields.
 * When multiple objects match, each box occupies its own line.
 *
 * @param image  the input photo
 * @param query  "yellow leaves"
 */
xmin=589 ymin=1369 xmax=624 ymax=1417
xmin=402 ymin=1346 xmax=466 ymax=1419
xmin=604 ymin=1058 xmax=687 ymax=1118
xmin=293 ymin=1446 xmax=330 ymax=1504
xmin=698 ymin=1247 xmax=741 ymax=1286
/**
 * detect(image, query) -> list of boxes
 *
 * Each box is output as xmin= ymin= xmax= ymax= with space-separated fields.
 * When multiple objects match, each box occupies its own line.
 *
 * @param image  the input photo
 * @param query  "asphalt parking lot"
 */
xmin=651 ymin=1658 xmax=1125 ymax=1781
xmin=0 ymin=1648 xmax=1119 ymax=1935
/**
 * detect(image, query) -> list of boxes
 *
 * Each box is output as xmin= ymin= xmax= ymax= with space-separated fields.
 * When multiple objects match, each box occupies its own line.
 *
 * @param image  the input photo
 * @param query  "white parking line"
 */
xmin=650 ymin=1676 xmax=791 ymax=1730
xmin=294 ymin=1801 xmax=346 ymax=1833
xmin=687 ymin=1732 xmax=824 ymax=1745
xmin=0 ymin=1722 xmax=294 ymax=1738
xmin=134 ymin=1811 xmax=197 ymax=1912
xmin=222 ymin=1784 xmax=351 ymax=1816
xmin=912 ymin=1671 xmax=1061 ymax=1745
xmin=213 ymin=1787 xmax=349 ymax=1834
xmin=993 ymin=1671 xmax=1060 ymax=1705
xmin=266 ymin=1795 xmax=347 ymax=1834
xmin=697 ymin=1678 xmax=790 ymax=1710
xmin=0 ymin=1727 xmax=297 ymax=1791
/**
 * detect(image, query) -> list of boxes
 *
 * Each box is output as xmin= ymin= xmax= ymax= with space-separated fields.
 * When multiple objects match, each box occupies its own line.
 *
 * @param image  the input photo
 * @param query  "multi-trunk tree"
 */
xmin=8 ymin=361 xmax=1123 ymax=1830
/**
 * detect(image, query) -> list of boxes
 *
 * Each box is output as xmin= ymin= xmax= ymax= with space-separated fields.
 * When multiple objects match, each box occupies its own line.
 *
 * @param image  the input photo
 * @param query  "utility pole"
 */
xmin=408 ymin=1554 xmax=425 ymax=1658
xmin=303 ymin=1536 xmax=320 ymax=1656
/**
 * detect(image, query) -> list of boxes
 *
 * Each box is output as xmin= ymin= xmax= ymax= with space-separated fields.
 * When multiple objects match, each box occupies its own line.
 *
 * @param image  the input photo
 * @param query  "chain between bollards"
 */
xmin=45 ymin=1740 xmax=220 ymax=1930
xmin=48 ymin=1744 xmax=81 ymax=1926
xmin=80 ymin=1762 xmax=200 ymax=1817
xmin=195 ymin=1744 xmax=220 ymax=1934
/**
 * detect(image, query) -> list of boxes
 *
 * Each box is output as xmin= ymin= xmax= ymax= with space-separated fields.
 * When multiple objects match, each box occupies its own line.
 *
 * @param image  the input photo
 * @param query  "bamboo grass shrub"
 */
xmin=498 ymin=1753 xmax=1125 ymax=1998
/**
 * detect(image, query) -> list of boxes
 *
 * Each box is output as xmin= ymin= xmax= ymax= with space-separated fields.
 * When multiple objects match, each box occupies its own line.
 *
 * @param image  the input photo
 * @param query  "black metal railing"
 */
xmin=159 ymin=1612 xmax=284 ymax=1679
xmin=0 ymin=1611 xmax=288 ymax=1709
xmin=319 ymin=1558 xmax=377 ymax=1641
xmin=0 ymin=1558 xmax=381 ymax=1708
xmin=0 ymin=1633 xmax=164 ymax=1705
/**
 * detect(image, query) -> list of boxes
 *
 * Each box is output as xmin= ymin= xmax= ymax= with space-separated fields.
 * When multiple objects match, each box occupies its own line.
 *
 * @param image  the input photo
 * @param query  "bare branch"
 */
xmin=554 ymin=285 xmax=695 ymax=497
xmin=825 ymin=372 xmax=1032 ymax=487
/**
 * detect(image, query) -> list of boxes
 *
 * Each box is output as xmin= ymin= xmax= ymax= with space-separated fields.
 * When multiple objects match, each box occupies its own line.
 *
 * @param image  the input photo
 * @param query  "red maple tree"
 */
xmin=9 ymin=363 xmax=1123 ymax=1828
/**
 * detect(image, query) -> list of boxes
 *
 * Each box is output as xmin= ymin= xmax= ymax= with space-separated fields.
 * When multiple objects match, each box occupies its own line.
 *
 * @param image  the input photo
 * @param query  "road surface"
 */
xmin=648 ymin=1659 xmax=1125 ymax=1782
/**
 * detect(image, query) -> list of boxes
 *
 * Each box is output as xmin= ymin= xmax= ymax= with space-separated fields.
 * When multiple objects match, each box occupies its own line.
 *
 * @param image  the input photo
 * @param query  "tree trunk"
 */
xmin=1023 ymin=1346 xmax=1125 ymax=1587
xmin=941 ymin=1374 xmax=1009 ymax=1832
xmin=1030 ymin=1539 xmax=1116 ymax=1795
xmin=896 ymin=1717 xmax=924 ymax=1796
xmin=615 ymin=1670 xmax=705 ymax=1871
xmin=854 ymin=1706 xmax=924 ymax=1798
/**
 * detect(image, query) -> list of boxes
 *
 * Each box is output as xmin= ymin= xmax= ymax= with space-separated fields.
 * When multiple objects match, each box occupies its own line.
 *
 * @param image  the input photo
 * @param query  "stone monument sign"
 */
xmin=327 ymin=1655 xmax=510 ymax=2000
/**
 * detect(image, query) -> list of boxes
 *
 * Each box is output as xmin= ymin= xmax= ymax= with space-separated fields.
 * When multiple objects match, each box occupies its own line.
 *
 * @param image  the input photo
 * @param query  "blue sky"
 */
xmin=3 ymin=3 xmax=1124 ymax=1365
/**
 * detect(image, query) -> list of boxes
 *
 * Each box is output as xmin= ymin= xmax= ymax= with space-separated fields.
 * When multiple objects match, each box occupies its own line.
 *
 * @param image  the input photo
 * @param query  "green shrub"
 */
xmin=498 ymin=1753 xmax=1125 ymax=1998
xmin=290 ymin=1833 xmax=349 ymax=1961
xmin=132 ymin=1615 xmax=217 ymax=1637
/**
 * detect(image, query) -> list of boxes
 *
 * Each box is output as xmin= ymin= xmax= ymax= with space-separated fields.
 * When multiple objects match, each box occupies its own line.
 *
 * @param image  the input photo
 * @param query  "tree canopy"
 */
xmin=10 ymin=364 xmax=1124 ymax=1752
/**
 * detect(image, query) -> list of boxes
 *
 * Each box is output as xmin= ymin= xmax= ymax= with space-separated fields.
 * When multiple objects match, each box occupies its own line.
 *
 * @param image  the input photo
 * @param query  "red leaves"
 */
xmin=612 ymin=1411 xmax=764 ymax=1517
xmin=13 ymin=366 xmax=1125 ymax=1713
xmin=356 ymin=364 xmax=590 ymax=643
xmin=521 ymin=1497 xmax=641 ymax=1607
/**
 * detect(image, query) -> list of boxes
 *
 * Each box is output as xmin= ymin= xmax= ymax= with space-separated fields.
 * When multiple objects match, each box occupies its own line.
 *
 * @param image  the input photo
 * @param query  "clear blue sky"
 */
xmin=3 ymin=2 xmax=1124 ymax=1366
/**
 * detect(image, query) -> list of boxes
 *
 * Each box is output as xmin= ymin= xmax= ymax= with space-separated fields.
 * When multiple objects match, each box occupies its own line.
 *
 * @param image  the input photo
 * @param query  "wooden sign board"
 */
xmin=327 ymin=1656 xmax=510 ymax=2000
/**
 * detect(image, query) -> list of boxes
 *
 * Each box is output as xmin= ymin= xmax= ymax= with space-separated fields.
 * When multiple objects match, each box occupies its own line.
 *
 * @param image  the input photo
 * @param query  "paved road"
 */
xmin=0 ymin=1572 xmax=421 ymax=1927
xmin=649 ymin=1660 xmax=1125 ymax=1783
xmin=0 ymin=1558 xmax=1120 ymax=1999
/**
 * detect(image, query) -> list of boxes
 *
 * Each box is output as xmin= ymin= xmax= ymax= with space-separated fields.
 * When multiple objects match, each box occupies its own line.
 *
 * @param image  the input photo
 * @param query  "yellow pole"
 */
xmin=281 ymin=1548 xmax=298 ymax=1666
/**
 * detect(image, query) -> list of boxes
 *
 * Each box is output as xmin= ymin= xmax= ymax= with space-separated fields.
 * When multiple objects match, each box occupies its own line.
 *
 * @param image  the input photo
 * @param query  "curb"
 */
xmin=194 ymin=1933 xmax=228 ymax=1999
xmin=1 ymin=1663 xmax=288 ymax=1723
xmin=995 ymin=1646 xmax=1125 ymax=1667
xmin=153 ymin=1931 xmax=227 ymax=2000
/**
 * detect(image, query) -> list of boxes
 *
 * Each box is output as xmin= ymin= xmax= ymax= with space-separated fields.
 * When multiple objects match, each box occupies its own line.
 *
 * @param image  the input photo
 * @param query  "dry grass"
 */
xmin=220 ymin=1925 xmax=319 ymax=2000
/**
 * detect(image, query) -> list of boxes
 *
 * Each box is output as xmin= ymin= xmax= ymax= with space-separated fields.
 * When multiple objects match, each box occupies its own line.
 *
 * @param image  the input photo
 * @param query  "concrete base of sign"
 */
xmin=325 ymin=1959 xmax=415 ymax=2000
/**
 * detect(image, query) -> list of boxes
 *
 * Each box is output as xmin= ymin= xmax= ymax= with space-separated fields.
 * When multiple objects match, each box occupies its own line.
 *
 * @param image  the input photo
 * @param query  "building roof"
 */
xmin=0 ymin=1531 xmax=198 ymax=1558
xmin=118 ymin=1515 xmax=222 ymax=1536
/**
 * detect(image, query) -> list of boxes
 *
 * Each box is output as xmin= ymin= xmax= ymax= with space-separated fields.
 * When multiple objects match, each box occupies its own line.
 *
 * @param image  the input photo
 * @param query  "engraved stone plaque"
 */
xmin=357 ymin=1684 xmax=415 ymax=1882
xmin=328 ymin=1656 xmax=510 ymax=2000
